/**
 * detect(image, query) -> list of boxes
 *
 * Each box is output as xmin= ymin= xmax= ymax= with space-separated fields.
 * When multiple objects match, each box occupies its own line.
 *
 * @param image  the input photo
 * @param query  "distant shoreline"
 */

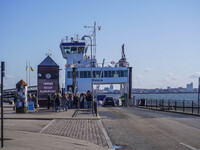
xmin=102 ymin=92 xmax=199 ymax=95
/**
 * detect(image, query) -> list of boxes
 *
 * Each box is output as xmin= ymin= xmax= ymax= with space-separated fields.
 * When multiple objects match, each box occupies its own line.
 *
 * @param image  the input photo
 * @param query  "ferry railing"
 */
xmin=136 ymin=99 xmax=200 ymax=116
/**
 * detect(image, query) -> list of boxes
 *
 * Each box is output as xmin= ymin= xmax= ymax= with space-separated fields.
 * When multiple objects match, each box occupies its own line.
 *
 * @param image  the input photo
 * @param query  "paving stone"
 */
xmin=42 ymin=119 xmax=108 ymax=148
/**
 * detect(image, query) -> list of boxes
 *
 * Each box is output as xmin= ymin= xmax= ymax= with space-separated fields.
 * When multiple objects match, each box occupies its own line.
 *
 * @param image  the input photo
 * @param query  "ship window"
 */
xmin=68 ymin=71 xmax=79 ymax=78
xmin=67 ymin=71 xmax=73 ymax=78
xmin=64 ymin=47 xmax=70 ymax=54
xmin=124 ymin=70 xmax=128 ymax=77
xmin=87 ymin=71 xmax=91 ymax=78
xmin=84 ymin=71 xmax=87 ymax=78
xmin=80 ymin=71 xmax=84 ymax=78
xmin=93 ymin=71 xmax=102 ymax=78
xmin=104 ymin=71 xmax=108 ymax=77
xmin=78 ymin=47 xmax=84 ymax=54
xmin=76 ymin=71 xmax=79 ymax=78
xmin=104 ymin=70 xmax=115 ymax=78
xmin=71 ymin=47 xmax=77 ymax=54
xmin=80 ymin=71 xmax=91 ymax=78
xmin=116 ymin=70 xmax=127 ymax=77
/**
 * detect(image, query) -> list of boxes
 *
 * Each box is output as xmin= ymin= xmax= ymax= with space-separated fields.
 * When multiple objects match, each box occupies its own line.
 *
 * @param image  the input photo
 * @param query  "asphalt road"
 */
xmin=98 ymin=106 xmax=200 ymax=150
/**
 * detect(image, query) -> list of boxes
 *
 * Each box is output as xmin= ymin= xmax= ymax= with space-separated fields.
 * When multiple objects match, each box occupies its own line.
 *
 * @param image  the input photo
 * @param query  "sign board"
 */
xmin=27 ymin=102 xmax=34 ymax=111
xmin=38 ymin=79 xmax=59 ymax=95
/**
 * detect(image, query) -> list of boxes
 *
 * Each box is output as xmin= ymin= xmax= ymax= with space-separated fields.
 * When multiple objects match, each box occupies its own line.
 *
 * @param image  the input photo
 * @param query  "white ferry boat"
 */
xmin=60 ymin=23 xmax=132 ymax=102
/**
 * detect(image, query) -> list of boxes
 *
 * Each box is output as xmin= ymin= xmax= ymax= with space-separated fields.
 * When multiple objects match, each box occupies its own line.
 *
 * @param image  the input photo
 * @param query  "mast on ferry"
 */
xmin=84 ymin=21 xmax=100 ymax=59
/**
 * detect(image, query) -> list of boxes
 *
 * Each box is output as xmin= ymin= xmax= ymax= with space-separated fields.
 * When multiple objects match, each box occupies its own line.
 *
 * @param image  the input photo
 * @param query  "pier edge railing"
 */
xmin=136 ymin=99 xmax=200 ymax=116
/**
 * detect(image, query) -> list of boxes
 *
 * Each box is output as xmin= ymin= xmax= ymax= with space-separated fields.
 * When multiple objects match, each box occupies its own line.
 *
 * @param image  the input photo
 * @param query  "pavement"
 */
xmin=98 ymin=106 xmax=200 ymax=150
xmin=0 ymin=103 xmax=113 ymax=150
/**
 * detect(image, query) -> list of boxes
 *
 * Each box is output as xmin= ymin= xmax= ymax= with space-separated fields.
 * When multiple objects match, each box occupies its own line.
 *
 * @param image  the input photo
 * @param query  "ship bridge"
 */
xmin=60 ymin=38 xmax=97 ymax=68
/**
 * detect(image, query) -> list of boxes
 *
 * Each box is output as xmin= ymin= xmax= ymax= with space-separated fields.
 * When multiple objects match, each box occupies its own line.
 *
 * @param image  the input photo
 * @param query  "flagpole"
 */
xmin=29 ymin=62 xmax=30 ymax=86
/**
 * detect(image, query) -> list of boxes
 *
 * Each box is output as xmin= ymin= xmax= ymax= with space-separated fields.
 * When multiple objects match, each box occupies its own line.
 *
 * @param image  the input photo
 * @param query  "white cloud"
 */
xmin=144 ymin=68 xmax=154 ymax=72
xmin=189 ymin=72 xmax=200 ymax=78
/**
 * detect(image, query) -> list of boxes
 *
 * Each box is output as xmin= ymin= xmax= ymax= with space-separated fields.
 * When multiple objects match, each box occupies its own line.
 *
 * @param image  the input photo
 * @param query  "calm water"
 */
xmin=107 ymin=93 xmax=199 ymax=101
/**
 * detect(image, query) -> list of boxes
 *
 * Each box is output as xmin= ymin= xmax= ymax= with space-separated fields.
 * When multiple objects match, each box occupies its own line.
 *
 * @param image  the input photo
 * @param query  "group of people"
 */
xmin=48 ymin=90 xmax=93 ymax=112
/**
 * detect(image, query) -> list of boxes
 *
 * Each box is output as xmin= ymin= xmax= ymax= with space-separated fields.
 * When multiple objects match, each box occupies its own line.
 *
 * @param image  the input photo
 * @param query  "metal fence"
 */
xmin=136 ymin=99 xmax=200 ymax=115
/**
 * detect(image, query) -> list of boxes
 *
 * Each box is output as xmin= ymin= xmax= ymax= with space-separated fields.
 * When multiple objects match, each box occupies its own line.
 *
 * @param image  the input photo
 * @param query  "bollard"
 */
xmin=192 ymin=101 xmax=194 ymax=114
xmin=94 ymin=101 xmax=97 ymax=116
xmin=162 ymin=99 xmax=164 ymax=110
xmin=175 ymin=101 xmax=177 ymax=112
xmin=183 ymin=101 xmax=185 ymax=113
xmin=168 ymin=100 xmax=170 ymax=110
xmin=156 ymin=99 xmax=157 ymax=109
xmin=146 ymin=99 xmax=147 ymax=108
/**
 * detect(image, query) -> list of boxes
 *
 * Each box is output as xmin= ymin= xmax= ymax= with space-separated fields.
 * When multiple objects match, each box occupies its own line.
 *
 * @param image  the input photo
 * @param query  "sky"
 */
xmin=0 ymin=0 xmax=200 ymax=89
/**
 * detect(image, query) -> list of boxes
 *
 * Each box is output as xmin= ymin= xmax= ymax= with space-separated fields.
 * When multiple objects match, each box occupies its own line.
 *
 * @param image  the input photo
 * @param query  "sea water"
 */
xmin=107 ymin=93 xmax=199 ymax=101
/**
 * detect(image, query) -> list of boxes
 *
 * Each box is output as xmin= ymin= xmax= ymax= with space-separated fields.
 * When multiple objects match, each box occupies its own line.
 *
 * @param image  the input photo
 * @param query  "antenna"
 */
xmin=84 ymin=21 xmax=98 ymax=59
xmin=65 ymin=36 xmax=68 ymax=42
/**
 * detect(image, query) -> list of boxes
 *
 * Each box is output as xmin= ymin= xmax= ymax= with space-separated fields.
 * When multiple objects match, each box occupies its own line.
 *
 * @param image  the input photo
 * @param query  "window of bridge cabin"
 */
xmin=64 ymin=47 xmax=70 ymax=54
xmin=71 ymin=47 xmax=77 ymax=54
xmin=78 ymin=47 xmax=84 ymax=54
xmin=124 ymin=70 xmax=128 ymax=77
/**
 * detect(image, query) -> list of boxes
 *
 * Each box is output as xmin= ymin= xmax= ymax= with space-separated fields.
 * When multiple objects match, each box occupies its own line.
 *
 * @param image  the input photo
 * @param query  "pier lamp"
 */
xmin=81 ymin=35 xmax=94 ymax=113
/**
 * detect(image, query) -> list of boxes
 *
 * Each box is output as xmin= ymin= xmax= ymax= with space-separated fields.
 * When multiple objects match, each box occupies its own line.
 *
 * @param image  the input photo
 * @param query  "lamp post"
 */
xmin=81 ymin=35 xmax=94 ymax=113
xmin=1 ymin=61 xmax=5 ymax=148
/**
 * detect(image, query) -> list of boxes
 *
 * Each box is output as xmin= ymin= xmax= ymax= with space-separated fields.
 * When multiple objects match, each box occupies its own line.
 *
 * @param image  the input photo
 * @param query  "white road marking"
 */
xmin=97 ymin=115 xmax=114 ymax=150
xmin=39 ymin=119 xmax=55 ymax=133
xmin=180 ymin=142 xmax=199 ymax=150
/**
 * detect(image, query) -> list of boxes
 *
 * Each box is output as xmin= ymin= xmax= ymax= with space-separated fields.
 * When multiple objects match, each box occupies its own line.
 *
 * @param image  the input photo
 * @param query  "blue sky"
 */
xmin=0 ymin=0 xmax=200 ymax=89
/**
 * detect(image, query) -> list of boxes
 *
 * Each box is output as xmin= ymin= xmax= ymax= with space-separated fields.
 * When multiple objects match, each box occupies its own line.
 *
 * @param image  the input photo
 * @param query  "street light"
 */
xmin=81 ymin=35 xmax=94 ymax=113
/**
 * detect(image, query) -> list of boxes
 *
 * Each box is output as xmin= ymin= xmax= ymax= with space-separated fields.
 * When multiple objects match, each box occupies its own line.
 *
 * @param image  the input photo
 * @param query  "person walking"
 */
xmin=68 ymin=92 xmax=74 ymax=109
xmin=86 ymin=90 xmax=92 ymax=109
xmin=32 ymin=94 xmax=38 ymax=111
xmin=47 ymin=93 xmax=51 ymax=109
xmin=56 ymin=93 xmax=61 ymax=112
xmin=80 ymin=93 xmax=84 ymax=109
xmin=83 ymin=93 xmax=87 ymax=109
xmin=62 ymin=94 xmax=68 ymax=111
xmin=73 ymin=94 xmax=80 ymax=109
xmin=121 ymin=95 xmax=125 ymax=107
xmin=53 ymin=93 xmax=57 ymax=111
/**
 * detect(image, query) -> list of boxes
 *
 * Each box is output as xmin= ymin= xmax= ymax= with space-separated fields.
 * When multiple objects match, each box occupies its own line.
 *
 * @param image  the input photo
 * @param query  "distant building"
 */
xmin=167 ymin=86 xmax=171 ymax=92
xmin=178 ymin=87 xmax=185 ymax=93
xmin=186 ymin=82 xmax=193 ymax=92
